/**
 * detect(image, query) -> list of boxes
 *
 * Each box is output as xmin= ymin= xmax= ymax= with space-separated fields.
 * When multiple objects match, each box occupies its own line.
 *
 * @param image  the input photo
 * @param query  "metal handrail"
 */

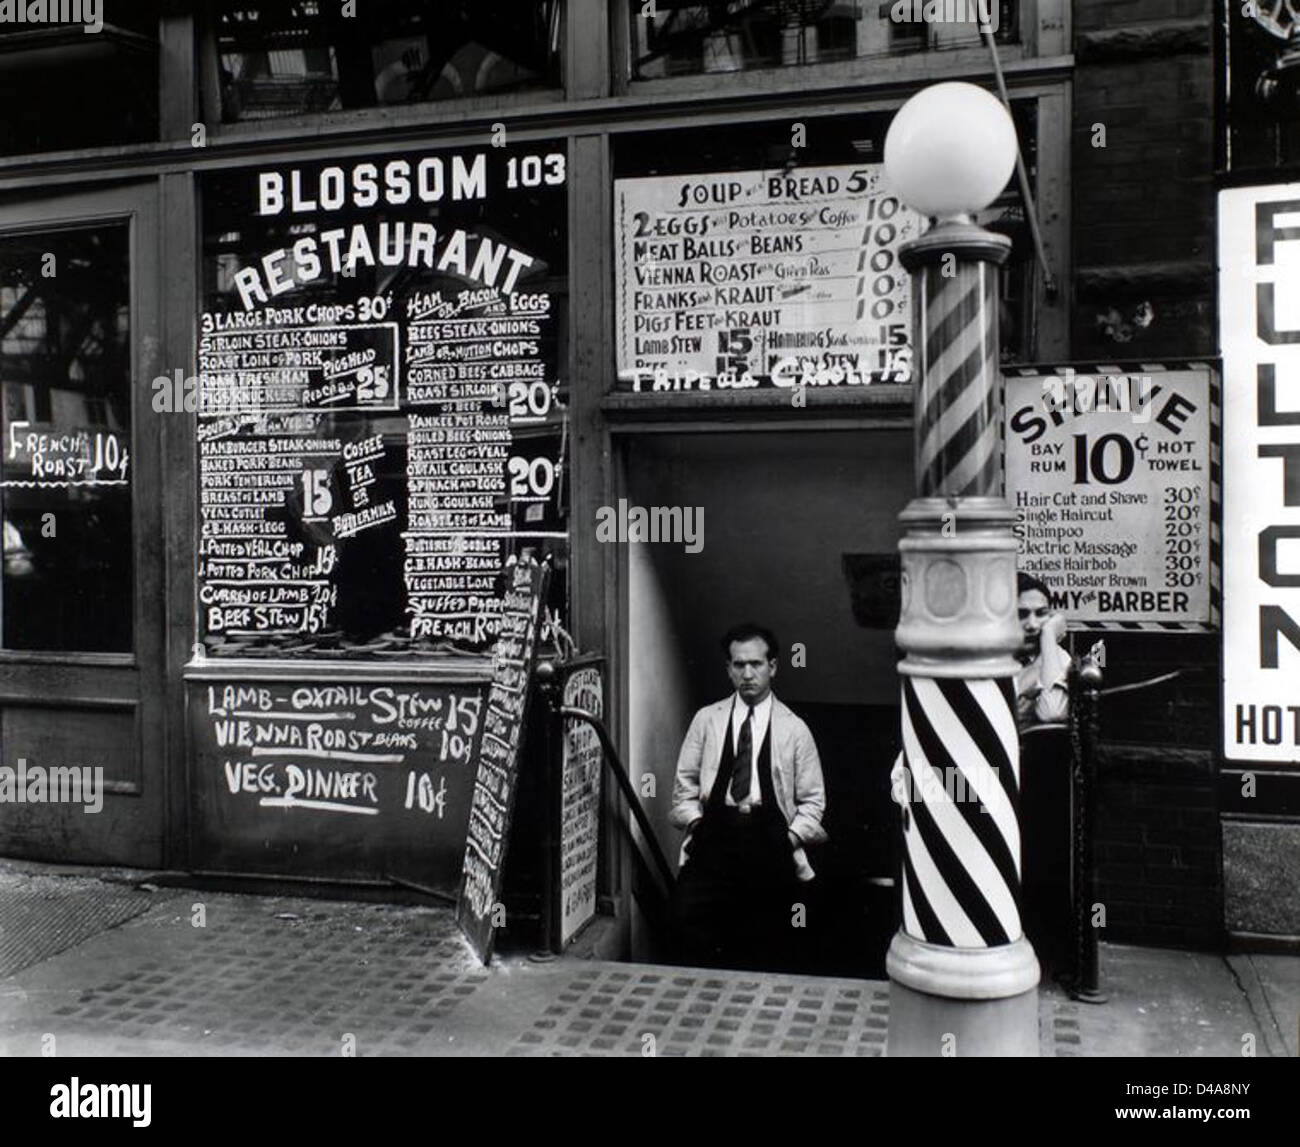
xmin=1098 ymin=669 xmax=1182 ymax=697
xmin=557 ymin=705 xmax=676 ymax=893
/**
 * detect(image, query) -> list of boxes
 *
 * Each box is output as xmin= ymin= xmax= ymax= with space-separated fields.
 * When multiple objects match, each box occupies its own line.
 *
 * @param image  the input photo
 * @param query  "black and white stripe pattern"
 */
xmin=898 ymin=675 xmax=1022 ymax=948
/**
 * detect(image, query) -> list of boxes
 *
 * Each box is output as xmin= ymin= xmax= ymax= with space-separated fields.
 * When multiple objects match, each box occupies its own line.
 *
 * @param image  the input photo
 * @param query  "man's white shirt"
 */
xmin=725 ymin=692 xmax=772 ymax=808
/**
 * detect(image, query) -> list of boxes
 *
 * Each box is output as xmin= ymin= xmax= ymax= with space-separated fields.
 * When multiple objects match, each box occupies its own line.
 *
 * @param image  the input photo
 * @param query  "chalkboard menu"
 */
xmin=559 ymin=662 xmax=604 ymax=946
xmin=188 ymin=670 xmax=488 ymax=890
xmin=458 ymin=558 xmax=547 ymax=962
xmin=196 ymin=145 xmax=568 ymax=657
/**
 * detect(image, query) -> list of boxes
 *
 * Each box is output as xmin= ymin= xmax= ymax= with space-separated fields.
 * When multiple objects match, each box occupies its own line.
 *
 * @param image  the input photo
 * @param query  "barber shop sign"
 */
xmin=1219 ymin=184 xmax=1300 ymax=764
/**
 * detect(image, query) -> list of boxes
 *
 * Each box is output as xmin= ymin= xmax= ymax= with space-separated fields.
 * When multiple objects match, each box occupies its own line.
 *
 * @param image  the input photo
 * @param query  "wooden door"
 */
xmin=0 ymin=184 xmax=165 ymax=866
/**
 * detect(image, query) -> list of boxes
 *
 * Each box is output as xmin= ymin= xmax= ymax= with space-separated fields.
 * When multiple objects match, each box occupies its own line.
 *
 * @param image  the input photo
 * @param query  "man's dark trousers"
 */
xmin=671 ymin=720 xmax=800 ymax=971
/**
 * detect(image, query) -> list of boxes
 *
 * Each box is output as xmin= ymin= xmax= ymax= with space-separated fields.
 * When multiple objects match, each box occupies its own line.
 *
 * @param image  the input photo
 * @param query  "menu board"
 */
xmin=1005 ymin=363 xmax=1218 ymax=630
xmin=197 ymin=145 xmax=568 ymax=658
xmin=559 ymin=663 xmax=603 ymax=946
xmin=614 ymin=163 xmax=919 ymax=392
xmin=188 ymin=673 xmax=488 ymax=889
xmin=458 ymin=558 xmax=547 ymax=962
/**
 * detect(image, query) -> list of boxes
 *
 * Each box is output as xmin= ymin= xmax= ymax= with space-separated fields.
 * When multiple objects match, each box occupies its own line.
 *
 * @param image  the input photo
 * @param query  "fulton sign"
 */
xmin=1219 ymin=184 xmax=1300 ymax=764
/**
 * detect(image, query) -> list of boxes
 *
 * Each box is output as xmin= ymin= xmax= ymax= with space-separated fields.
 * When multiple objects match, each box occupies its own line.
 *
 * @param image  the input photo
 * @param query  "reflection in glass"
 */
xmin=0 ymin=226 xmax=133 ymax=652
xmin=629 ymin=0 xmax=1018 ymax=79
xmin=207 ymin=0 xmax=563 ymax=123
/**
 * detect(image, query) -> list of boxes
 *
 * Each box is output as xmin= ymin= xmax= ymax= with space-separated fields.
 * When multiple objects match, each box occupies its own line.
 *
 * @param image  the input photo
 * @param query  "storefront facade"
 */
xmin=0 ymin=1 xmax=1280 ymax=957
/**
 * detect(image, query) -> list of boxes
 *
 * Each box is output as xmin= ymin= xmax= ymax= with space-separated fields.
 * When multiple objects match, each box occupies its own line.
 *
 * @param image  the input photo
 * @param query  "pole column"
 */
xmin=886 ymin=220 xmax=1040 ymax=1057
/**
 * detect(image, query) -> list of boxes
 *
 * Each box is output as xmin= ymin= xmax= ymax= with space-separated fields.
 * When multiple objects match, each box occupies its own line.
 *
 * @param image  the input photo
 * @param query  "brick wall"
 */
xmin=1071 ymin=0 xmax=1214 ymax=360
xmin=1069 ymin=0 xmax=1222 ymax=948
xmin=1081 ymin=628 xmax=1223 ymax=949
xmin=1093 ymin=743 xmax=1222 ymax=948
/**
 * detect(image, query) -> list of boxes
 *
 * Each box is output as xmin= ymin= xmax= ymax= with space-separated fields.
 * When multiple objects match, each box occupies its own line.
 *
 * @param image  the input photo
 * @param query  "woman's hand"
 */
xmin=1042 ymin=611 xmax=1068 ymax=647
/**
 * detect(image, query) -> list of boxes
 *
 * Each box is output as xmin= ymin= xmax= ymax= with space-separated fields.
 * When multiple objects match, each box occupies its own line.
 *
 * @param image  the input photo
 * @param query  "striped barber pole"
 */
xmin=895 ymin=675 xmax=1022 ymax=947
xmin=913 ymin=260 xmax=1002 ymax=499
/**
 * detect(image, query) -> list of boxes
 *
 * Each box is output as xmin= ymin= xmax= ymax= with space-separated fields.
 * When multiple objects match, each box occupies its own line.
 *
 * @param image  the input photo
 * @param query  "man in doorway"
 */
xmin=669 ymin=622 xmax=827 ymax=970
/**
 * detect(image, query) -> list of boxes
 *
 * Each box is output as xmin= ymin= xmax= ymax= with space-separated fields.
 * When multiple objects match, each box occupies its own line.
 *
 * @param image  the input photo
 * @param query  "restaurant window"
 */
xmin=611 ymin=109 xmax=1038 ymax=391
xmin=0 ymin=3 xmax=159 ymax=155
xmin=205 ymin=0 xmax=564 ymax=124
xmin=0 ymin=225 xmax=133 ymax=652
xmin=196 ymin=144 xmax=569 ymax=658
xmin=627 ymin=0 xmax=1018 ymax=79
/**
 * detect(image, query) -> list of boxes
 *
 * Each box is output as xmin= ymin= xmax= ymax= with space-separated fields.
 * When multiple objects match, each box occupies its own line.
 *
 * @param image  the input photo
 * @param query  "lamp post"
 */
xmin=883 ymin=83 xmax=1040 ymax=1056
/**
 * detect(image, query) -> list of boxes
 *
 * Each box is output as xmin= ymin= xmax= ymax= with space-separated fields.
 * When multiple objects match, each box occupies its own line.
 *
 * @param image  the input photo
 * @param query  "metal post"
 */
xmin=886 ymin=218 xmax=1041 ymax=1057
xmin=1070 ymin=658 xmax=1107 ymax=1003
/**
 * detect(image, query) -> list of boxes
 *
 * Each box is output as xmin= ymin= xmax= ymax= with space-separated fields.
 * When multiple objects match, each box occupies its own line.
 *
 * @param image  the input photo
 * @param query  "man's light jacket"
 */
xmin=669 ymin=695 xmax=828 ymax=879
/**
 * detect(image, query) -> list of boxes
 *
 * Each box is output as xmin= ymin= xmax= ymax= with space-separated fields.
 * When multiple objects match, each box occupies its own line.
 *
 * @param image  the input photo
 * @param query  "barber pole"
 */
xmin=886 ymin=213 xmax=1040 ymax=1056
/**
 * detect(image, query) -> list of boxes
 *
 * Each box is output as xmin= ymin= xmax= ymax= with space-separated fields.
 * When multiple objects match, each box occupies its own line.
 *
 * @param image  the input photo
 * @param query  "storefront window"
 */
xmin=207 ymin=0 xmax=563 ymax=123
xmin=611 ymin=110 xmax=1036 ymax=397
xmin=196 ymin=145 xmax=569 ymax=658
xmin=628 ymin=0 xmax=1017 ymax=79
xmin=0 ymin=225 xmax=133 ymax=652
xmin=0 ymin=5 xmax=159 ymax=155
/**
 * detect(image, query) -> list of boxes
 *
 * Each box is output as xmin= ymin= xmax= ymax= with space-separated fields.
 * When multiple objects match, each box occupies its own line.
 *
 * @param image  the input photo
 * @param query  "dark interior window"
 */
xmin=628 ymin=0 xmax=1018 ymax=80
xmin=206 ymin=0 xmax=563 ymax=123
xmin=0 ymin=224 xmax=133 ymax=653
xmin=0 ymin=3 xmax=159 ymax=155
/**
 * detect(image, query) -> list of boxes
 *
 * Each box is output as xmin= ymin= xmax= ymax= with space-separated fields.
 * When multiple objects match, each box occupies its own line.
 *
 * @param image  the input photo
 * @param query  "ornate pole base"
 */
xmin=887 ymin=932 xmax=1040 ymax=1057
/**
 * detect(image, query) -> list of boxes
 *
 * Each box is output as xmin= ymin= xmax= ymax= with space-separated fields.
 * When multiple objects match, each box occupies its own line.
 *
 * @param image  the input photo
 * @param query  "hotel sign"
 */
xmin=1219 ymin=184 xmax=1300 ymax=764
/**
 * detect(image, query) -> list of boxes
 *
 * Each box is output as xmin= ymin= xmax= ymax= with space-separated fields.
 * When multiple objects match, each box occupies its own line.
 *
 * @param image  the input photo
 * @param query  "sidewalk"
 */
xmin=0 ymin=861 xmax=1293 ymax=1057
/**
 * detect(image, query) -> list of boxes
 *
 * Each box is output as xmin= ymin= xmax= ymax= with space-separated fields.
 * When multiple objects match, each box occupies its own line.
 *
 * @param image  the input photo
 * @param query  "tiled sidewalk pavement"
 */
xmin=0 ymin=888 xmax=897 ymax=1057
xmin=505 ymin=966 xmax=890 ymax=1057
xmin=0 ymin=877 xmax=1285 ymax=1056
xmin=0 ymin=893 xmax=488 ymax=1056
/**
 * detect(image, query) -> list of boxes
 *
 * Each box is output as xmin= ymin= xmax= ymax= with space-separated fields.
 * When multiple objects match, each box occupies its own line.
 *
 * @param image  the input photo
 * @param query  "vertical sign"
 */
xmin=457 ymin=558 xmax=547 ymax=961
xmin=560 ymin=664 xmax=603 ymax=946
xmin=1219 ymin=185 xmax=1300 ymax=764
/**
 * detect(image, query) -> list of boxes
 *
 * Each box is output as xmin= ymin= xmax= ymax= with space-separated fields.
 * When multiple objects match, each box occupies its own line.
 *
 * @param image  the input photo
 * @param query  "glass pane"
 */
xmin=0 ymin=225 xmax=133 ymax=653
xmin=211 ymin=0 xmax=563 ymax=123
xmin=0 ymin=4 xmax=159 ymax=155
xmin=612 ymin=110 xmax=1037 ymax=378
xmin=196 ymin=145 xmax=569 ymax=658
xmin=629 ymin=0 xmax=1017 ymax=79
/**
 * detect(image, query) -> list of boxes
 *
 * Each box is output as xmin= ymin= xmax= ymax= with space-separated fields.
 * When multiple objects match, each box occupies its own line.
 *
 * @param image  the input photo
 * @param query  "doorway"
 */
xmin=0 ymin=185 xmax=167 ymax=866
xmin=622 ymin=426 xmax=912 ymax=974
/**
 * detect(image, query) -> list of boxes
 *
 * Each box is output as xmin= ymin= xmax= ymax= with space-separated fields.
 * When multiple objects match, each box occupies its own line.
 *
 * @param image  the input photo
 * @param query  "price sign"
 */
xmin=1004 ymin=362 xmax=1219 ymax=630
xmin=614 ymin=164 xmax=920 ymax=393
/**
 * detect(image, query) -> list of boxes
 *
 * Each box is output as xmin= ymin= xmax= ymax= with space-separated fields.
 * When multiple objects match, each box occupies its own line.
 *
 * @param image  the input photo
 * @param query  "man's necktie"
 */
xmin=730 ymin=706 xmax=754 ymax=803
